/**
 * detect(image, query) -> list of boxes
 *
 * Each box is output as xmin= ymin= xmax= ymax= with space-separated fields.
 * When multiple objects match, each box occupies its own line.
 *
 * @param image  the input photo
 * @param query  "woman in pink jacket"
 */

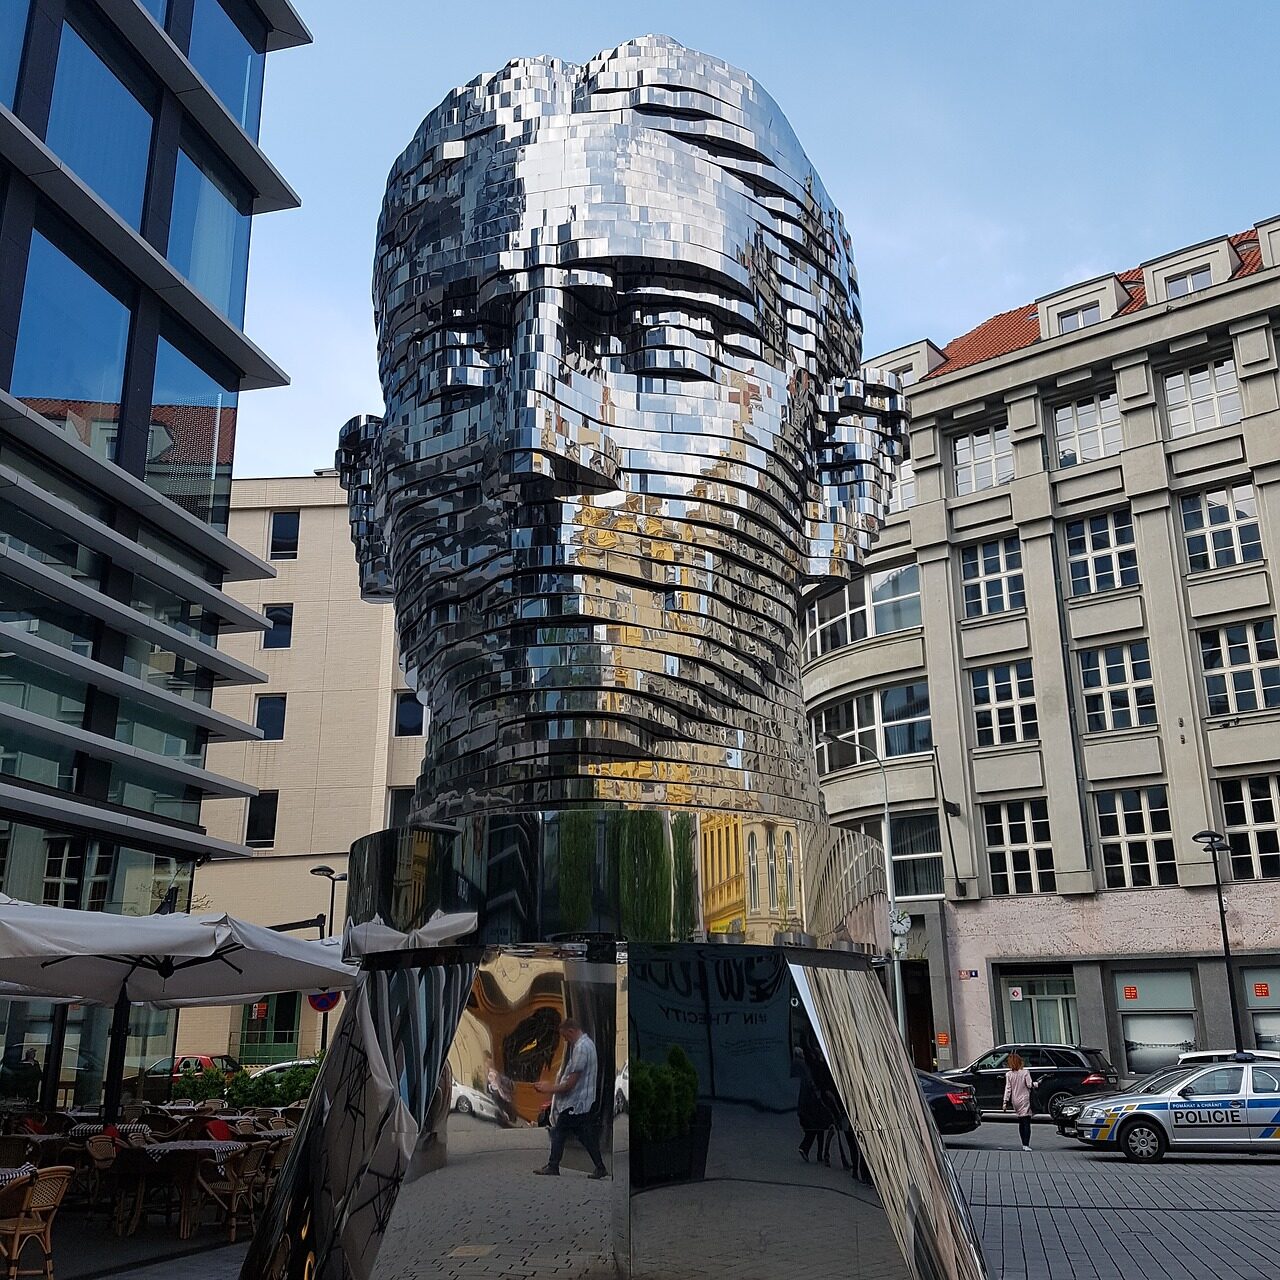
xmin=1003 ymin=1052 xmax=1035 ymax=1151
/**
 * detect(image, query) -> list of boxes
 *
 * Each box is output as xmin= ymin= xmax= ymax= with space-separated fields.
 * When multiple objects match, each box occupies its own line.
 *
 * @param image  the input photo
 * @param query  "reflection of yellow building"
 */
xmin=700 ymin=814 xmax=802 ymax=943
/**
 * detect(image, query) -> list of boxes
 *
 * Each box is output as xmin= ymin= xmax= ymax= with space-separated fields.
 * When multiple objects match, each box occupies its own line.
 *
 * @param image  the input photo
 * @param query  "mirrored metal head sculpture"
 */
xmin=248 ymin=37 xmax=985 ymax=1280
xmin=340 ymin=31 xmax=904 ymax=873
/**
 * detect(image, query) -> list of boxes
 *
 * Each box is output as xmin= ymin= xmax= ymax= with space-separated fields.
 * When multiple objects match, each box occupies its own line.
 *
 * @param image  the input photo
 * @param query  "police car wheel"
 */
xmin=1120 ymin=1119 xmax=1166 ymax=1163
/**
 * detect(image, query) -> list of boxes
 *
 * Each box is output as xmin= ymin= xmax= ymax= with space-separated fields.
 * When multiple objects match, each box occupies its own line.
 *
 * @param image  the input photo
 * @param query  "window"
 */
xmin=971 ymin=660 xmax=1037 ymax=746
xmin=239 ymin=992 xmax=299 ymax=1066
xmin=168 ymin=134 xmax=252 ymax=324
xmin=263 ymin=604 xmax=293 ymax=650
xmin=783 ymin=830 xmax=795 ymax=909
xmin=245 ymin=790 xmax=278 ymax=847
xmin=1095 ymin=786 xmax=1177 ymax=888
xmin=1165 ymin=265 xmax=1212 ymax=300
xmin=1253 ymin=1067 xmax=1280 ymax=1094
xmin=951 ymin=423 xmax=1012 ymax=496
xmin=269 ymin=510 xmax=299 ymax=560
xmin=394 ymin=690 xmax=425 ymax=736
xmin=891 ymin=812 xmax=944 ymax=899
xmin=1221 ymin=775 xmax=1280 ymax=881
xmin=1064 ymin=508 xmax=1138 ymax=595
xmin=984 ymin=799 xmax=1055 ymax=895
xmin=1180 ymin=484 xmax=1263 ymax=573
xmin=1199 ymin=619 xmax=1280 ymax=716
xmin=960 ymin=537 xmax=1025 ymax=618
xmin=1057 ymin=302 xmax=1101 ymax=334
xmin=1053 ymin=391 xmax=1122 ymax=469
xmin=766 ymin=831 xmax=778 ymax=911
xmin=888 ymin=458 xmax=916 ymax=513
xmin=387 ymin=787 xmax=414 ymax=828
xmin=810 ymin=681 xmax=931 ymax=773
xmin=1163 ymin=358 xmax=1242 ymax=437
xmin=9 ymin=228 xmax=132 ymax=453
xmin=1079 ymin=641 xmax=1156 ymax=733
xmin=1183 ymin=1066 xmax=1243 ymax=1096
xmin=149 ymin=332 xmax=238 ymax=531
xmin=1 ymin=1 xmax=30 ymax=108
xmin=746 ymin=832 xmax=759 ymax=910
xmin=46 ymin=18 xmax=155 ymax=229
xmin=188 ymin=0 xmax=265 ymax=137
xmin=803 ymin=563 xmax=920 ymax=660
xmin=254 ymin=694 xmax=285 ymax=741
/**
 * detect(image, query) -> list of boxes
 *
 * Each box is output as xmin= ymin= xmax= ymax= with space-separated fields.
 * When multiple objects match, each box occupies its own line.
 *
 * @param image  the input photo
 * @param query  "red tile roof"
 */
xmin=923 ymin=230 xmax=1265 ymax=380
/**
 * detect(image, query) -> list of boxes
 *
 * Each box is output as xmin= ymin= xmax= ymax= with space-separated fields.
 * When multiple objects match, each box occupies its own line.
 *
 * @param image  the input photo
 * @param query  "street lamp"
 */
xmin=309 ymin=865 xmax=347 ymax=1053
xmin=1192 ymin=830 xmax=1245 ymax=1056
xmin=820 ymin=731 xmax=907 ymax=1038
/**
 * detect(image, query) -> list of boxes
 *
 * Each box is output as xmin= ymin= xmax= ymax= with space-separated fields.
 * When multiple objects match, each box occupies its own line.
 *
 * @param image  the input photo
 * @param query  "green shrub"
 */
xmin=273 ymin=1064 xmax=318 ymax=1104
xmin=177 ymin=1067 xmax=228 ymax=1102
xmin=630 ymin=1047 xmax=698 ymax=1141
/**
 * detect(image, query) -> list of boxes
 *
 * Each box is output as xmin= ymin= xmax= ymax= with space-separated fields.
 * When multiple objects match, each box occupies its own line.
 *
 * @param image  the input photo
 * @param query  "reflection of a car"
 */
xmin=614 ymin=1062 xmax=628 ymax=1114
xmin=450 ymin=1083 xmax=502 ymax=1122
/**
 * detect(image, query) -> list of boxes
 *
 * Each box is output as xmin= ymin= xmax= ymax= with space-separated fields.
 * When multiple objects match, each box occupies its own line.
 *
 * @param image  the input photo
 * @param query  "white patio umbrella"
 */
xmin=0 ymin=895 xmax=356 ymax=1117
xmin=343 ymin=910 xmax=478 ymax=958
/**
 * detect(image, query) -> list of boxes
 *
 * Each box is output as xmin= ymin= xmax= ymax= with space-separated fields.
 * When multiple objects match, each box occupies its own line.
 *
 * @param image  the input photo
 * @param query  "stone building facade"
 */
xmin=806 ymin=218 xmax=1280 ymax=1074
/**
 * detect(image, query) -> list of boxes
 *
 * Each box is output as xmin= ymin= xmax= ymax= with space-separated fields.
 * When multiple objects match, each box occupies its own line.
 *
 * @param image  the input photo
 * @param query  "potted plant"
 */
xmin=629 ymin=1046 xmax=712 ymax=1187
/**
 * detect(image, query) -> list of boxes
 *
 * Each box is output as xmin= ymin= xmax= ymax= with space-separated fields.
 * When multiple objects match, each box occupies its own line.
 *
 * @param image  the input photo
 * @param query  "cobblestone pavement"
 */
xmin=949 ymin=1120 xmax=1280 ymax=1280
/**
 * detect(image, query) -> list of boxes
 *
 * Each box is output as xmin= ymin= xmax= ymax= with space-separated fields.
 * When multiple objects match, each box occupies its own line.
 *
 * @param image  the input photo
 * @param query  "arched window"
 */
xmin=784 ymin=831 xmax=795 ymax=909
xmin=746 ymin=833 xmax=759 ymax=910
xmin=766 ymin=831 xmax=778 ymax=911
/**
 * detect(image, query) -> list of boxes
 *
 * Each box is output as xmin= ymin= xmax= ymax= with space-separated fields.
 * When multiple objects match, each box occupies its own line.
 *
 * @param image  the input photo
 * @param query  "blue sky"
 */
xmin=235 ymin=0 xmax=1278 ymax=475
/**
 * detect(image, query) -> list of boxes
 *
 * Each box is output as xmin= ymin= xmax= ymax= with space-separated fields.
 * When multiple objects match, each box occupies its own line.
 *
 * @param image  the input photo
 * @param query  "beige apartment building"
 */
xmin=178 ymin=472 xmax=425 ymax=1064
xmin=806 ymin=217 xmax=1280 ymax=1075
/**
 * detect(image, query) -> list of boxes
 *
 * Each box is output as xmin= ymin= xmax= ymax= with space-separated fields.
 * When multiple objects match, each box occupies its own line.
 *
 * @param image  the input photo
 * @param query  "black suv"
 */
xmin=941 ymin=1043 xmax=1118 ymax=1114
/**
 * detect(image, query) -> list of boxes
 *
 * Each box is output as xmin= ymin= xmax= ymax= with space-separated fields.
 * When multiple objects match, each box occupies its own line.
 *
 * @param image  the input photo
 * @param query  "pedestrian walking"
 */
xmin=795 ymin=1048 xmax=833 ymax=1164
xmin=1003 ymin=1051 xmax=1035 ymax=1151
xmin=533 ymin=1018 xmax=608 ymax=1178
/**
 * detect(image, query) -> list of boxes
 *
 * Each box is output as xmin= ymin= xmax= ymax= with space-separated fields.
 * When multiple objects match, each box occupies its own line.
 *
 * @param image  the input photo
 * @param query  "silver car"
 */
xmin=1075 ymin=1058 xmax=1280 ymax=1161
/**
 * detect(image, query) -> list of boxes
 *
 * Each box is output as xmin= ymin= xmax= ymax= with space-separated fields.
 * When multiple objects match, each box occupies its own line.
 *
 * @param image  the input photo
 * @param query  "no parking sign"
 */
xmin=308 ymin=991 xmax=341 ymax=1013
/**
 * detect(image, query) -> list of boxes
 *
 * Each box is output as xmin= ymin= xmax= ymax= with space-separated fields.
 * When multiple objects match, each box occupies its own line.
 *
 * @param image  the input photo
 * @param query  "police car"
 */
xmin=1075 ymin=1056 xmax=1280 ymax=1161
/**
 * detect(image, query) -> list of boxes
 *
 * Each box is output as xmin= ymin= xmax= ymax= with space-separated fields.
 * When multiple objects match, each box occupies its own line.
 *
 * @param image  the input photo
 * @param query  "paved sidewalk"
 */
xmin=949 ymin=1121 xmax=1280 ymax=1280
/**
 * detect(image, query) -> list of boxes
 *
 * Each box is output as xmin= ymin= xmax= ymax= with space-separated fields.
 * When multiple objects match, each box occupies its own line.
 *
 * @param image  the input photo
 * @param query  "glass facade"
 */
xmin=10 ymin=228 xmax=132 ymax=460
xmin=46 ymin=20 xmax=155 ymax=231
xmin=148 ymin=332 xmax=238 ymax=530
xmin=188 ymin=0 xmax=265 ymax=138
xmin=168 ymin=136 xmax=252 ymax=323
xmin=0 ymin=0 xmax=30 ymax=109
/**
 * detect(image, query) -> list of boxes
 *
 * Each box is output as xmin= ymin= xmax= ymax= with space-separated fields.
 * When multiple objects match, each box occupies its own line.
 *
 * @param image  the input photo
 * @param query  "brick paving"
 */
xmin=949 ymin=1121 xmax=1280 ymax=1279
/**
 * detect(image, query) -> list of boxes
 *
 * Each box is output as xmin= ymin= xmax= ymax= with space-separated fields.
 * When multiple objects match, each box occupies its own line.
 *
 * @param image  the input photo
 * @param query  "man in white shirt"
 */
xmin=533 ymin=1018 xmax=608 ymax=1178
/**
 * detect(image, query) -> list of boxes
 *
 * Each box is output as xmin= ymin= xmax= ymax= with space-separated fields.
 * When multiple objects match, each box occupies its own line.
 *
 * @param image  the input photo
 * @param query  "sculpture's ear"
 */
xmin=804 ymin=367 xmax=910 ymax=584
xmin=337 ymin=413 xmax=395 ymax=600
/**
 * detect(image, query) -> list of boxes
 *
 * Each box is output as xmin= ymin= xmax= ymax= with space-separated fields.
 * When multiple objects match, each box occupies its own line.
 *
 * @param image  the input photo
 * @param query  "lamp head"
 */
xmin=310 ymin=865 xmax=336 ymax=880
xmin=1192 ymin=830 xmax=1226 ymax=847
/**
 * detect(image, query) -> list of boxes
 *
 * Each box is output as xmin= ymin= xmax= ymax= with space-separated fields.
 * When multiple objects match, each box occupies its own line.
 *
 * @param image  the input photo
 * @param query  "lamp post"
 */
xmin=309 ymin=865 xmax=347 ymax=1053
xmin=1192 ymin=830 xmax=1246 ymax=1056
xmin=820 ymin=731 xmax=907 ymax=1038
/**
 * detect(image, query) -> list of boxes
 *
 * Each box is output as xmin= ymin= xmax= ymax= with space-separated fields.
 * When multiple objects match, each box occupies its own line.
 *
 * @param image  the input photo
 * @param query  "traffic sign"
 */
xmin=308 ymin=991 xmax=341 ymax=1013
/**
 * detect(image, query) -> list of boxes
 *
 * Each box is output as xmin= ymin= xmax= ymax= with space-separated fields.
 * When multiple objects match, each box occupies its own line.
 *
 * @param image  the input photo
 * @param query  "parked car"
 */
xmin=1177 ymin=1049 xmax=1280 ymax=1067
xmin=941 ymin=1043 xmax=1118 ymax=1115
xmin=450 ymin=1082 xmax=503 ymax=1123
xmin=129 ymin=1053 xmax=241 ymax=1102
xmin=250 ymin=1058 xmax=317 ymax=1078
xmin=916 ymin=1070 xmax=980 ymax=1135
xmin=1052 ymin=1065 xmax=1193 ymax=1136
xmin=1075 ymin=1059 xmax=1280 ymax=1161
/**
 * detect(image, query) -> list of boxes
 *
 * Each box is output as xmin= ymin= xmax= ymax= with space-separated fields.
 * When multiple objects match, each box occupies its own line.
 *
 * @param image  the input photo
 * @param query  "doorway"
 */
xmin=903 ymin=959 xmax=937 ymax=1067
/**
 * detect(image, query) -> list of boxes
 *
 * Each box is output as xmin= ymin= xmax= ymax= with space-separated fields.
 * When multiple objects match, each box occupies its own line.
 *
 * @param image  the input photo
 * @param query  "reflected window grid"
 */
xmin=811 ymin=680 xmax=931 ymax=775
xmin=1064 ymin=507 xmax=1138 ymax=594
xmin=951 ymin=422 xmax=1012 ymax=496
xmin=1180 ymin=482 xmax=1263 ymax=573
xmin=1163 ymin=357 xmax=1242 ymax=438
xmin=984 ymin=798 xmax=1055 ymax=895
xmin=960 ymin=536 xmax=1025 ymax=619
xmin=1079 ymin=639 xmax=1156 ymax=733
xmin=1095 ymin=785 xmax=1177 ymax=889
xmin=1052 ymin=389 xmax=1121 ymax=468
xmin=1198 ymin=618 xmax=1280 ymax=717
xmin=970 ymin=659 xmax=1038 ymax=746
xmin=1221 ymin=773 xmax=1280 ymax=881
xmin=804 ymin=563 xmax=921 ymax=662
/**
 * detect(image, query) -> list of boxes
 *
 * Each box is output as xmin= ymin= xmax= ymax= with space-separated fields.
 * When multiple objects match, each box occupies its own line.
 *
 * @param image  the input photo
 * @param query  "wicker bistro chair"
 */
xmin=196 ymin=1144 xmax=268 ymax=1243
xmin=0 ymin=1142 xmax=31 ymax=1172
xmin=259 ymin=1137 xmax=292 ymax=1208
xmin=77 ymin=1136 xmax=116 ymax=1215
xmin=0 ymin=1165 xmax=73 ymax=1280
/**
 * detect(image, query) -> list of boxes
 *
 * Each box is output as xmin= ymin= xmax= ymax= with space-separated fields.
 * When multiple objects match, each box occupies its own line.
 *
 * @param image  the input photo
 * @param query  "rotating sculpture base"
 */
xmin=243 ymin=942 xmax=984 ymax=1280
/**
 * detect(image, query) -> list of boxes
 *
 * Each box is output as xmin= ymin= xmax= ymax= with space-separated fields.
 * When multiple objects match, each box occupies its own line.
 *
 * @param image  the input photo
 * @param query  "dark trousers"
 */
xmin=548 ymin=1110 xmax=606 ymax=1172
xmin=1018 ymin=1117 xmax=1032 ymax=1147
xmin=799 ymin=1127 xmax=831 ymax=1161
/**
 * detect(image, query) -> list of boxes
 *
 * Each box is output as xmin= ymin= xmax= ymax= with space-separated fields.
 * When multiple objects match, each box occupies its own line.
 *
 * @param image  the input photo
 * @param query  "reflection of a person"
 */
xmin=0 ymin=1047 xmax=40 ymax=1102
xmin=483 ymin=1050 xmax=517 ymax=1126
xmin=533 ymin=1019 xmax=608 ymax=1179
xmin=796 ymin=1048 xmax=834 ymax=1164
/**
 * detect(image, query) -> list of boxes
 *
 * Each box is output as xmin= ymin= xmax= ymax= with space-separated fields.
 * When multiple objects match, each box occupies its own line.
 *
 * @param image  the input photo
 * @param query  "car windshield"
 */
xmin=1133 ymin=1067 xmax=1196 ymax=1094
xmin=213 ymin=1056 xmax=240 ymax=1072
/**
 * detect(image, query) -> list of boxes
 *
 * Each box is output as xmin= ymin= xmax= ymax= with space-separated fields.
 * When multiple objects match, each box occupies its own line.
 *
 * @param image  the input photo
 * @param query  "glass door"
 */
xmin=1004 ymin=975 xmax=1079 ymax=1044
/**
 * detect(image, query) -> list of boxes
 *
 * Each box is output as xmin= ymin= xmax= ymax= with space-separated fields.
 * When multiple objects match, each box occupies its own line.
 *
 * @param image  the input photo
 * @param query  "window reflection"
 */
xmin=188 ymin=0 xmax=265 ymax=138
xmin=168 ymin=134 xmax=252 ymax=324
xmin=1 ymin=0 xmax=30 ymax=108
xmin=46 ymin=19 xmax=155 ymax=230
xmin=147 ymin=332 xmax=238 ymax=530
xmin=9 ymin=227 xmax=133 ymax=463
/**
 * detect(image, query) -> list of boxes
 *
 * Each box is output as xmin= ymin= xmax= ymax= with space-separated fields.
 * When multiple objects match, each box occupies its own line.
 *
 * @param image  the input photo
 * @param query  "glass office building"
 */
xmin=0 ymin=0 xmax=308 ymax=1105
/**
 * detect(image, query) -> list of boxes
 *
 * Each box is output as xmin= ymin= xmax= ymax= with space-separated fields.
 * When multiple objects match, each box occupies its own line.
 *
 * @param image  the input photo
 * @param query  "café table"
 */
xmin=0 ymin=1164 xmax=35 ymax=1189
xmin=114 ymin=1140 xmax=246 ymax=1239
xmin=68 ymin=1122 xmax=151 ymax=1140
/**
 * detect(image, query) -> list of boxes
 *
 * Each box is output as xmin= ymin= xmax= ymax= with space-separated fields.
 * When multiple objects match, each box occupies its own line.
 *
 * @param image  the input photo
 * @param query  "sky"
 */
xmin=234 ymin=0 xmax=1280 ymax=476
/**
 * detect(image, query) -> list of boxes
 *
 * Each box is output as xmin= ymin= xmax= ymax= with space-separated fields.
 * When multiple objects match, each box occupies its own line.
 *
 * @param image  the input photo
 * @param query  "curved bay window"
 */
xmin=803 ymin=563 xmax=921 ymax=661
xmin=810 ymin=681 xmax=932 ymax=774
